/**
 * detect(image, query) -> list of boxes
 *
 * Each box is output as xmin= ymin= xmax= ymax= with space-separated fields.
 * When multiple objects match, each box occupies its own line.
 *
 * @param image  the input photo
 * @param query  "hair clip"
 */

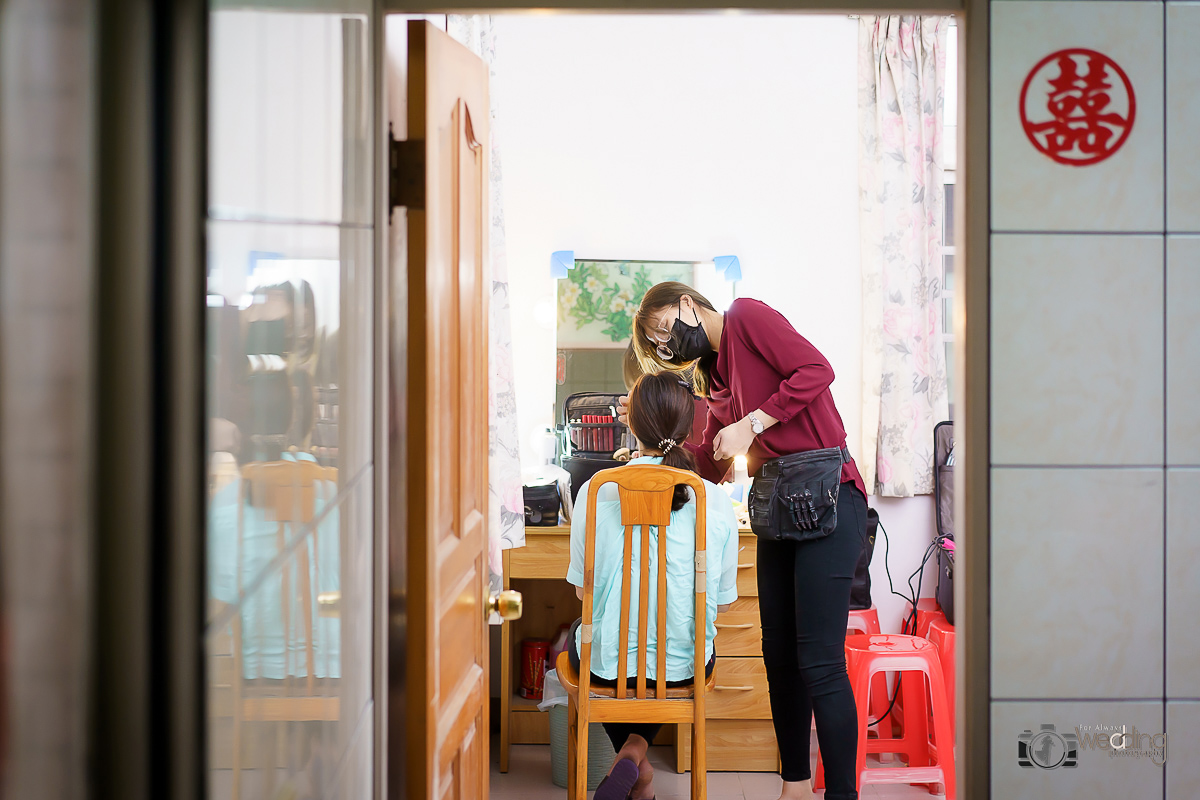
xmin=658 ymin=438 xmax=677 ymax=454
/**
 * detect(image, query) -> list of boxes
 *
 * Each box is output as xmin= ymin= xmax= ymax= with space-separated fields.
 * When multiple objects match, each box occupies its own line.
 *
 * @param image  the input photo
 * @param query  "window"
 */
xmin=943 ymin=21 xmax=957 ymax=417
xmin=943 ymin=175 xmax=956 ymax=416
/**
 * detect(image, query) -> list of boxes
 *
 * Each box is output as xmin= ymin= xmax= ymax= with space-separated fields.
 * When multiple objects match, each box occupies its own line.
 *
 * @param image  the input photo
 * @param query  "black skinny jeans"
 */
xmin=566 ymin=617 xmax=714 ymax=752
xmin=757 ymin=480 xmax=867 ymax=800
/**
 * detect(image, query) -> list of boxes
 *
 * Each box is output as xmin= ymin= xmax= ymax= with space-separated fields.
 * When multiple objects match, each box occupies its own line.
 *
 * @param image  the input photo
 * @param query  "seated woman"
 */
xmin=566 ymin=371 xmax=741 ymax=800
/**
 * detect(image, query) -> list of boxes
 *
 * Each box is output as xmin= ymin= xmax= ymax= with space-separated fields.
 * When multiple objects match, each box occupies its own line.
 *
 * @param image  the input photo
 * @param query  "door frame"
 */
xmin=376 ymin=2 xmax=990 ymax=799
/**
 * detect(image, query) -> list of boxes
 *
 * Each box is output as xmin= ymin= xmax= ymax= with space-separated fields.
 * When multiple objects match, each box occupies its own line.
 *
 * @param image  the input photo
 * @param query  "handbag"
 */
xmin=849 ymin=507 xmax=879 ymax=610
xmin=747 ymin=445 xmax=851 ymax=543
xmin=523 ymin=482 xmax=561 ymax=527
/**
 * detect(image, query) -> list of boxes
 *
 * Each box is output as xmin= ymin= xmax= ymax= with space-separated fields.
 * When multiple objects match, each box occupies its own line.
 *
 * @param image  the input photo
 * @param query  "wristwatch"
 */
xmin=747 ymin=412 xmax=765 ymax=436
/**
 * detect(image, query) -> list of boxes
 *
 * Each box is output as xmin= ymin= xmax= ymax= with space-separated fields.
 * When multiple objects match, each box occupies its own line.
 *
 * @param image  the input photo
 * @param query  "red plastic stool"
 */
xmin=814 ymin=635 xmax=955 ymax=799
xmin=847 ymin=607 xmax=889 ymax=725
xmin=901 ymin=597 xmax=944 ymax=638
xmin=927 ymin=616 xmax=956 ymax=744
xmin=892 ymin=599 xmax=946 ymax=736
xmin=848 ymin=605 xmax=882 ymax=636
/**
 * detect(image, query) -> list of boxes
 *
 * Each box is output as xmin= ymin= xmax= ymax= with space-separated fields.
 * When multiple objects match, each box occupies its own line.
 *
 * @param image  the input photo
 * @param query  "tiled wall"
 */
xmin=0 ymin=1 xmax=94 ymax=798
xmin=990 ymin=3 xmax=1197 ymax=796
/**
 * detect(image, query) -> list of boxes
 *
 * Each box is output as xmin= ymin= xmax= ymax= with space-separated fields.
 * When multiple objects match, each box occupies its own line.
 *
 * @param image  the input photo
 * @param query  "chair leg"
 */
xmin=231 ymin=707 xmax=241 ymax=800
xmin=691 ymin=717 xmax=706 ymax=800
xmin=573 ymin=701 xmax=589 ymax=800
xmin=926 ymin=661 xmax=956 ymax=800
xmin=566 ymin=696 xmax=578 ymax=800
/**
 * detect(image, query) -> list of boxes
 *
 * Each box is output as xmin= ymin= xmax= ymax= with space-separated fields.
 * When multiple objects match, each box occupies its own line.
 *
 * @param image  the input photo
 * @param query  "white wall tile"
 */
xmin=993 ymin=701 xmax=1165 ymax=799
xmin=992 ymin=2 xmax=1164 ymax=232
xmin=992 ymin=468 xmax=1163 ymax=699
xmin=1168 ymin=237 xmax=1200 ymax=464
xmin=1167 ymin=4 xmax=1200 ymax=232
xmin=992 ymin=234 xmax=1163 ymax=465
xmin=1167 ymin=469 xmax=1200 ymax=697
xmin=1167 ymin=702 xmax=1200 ymax=798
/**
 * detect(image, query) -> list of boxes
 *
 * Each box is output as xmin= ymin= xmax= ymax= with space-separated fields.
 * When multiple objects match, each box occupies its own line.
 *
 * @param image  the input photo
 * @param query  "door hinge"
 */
xmin=389 ymin=123 xmax=425 ymax=214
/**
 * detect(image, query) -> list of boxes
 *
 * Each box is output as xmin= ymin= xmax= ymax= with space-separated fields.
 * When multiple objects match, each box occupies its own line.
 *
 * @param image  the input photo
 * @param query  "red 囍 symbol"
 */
xmin=1019 ymin=48 xmax=1136 ymax=167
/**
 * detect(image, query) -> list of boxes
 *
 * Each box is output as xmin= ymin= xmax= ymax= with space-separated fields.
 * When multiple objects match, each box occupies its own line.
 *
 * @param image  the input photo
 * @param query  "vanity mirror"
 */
xmin=553 ymin=258 xmax=737 ymax=498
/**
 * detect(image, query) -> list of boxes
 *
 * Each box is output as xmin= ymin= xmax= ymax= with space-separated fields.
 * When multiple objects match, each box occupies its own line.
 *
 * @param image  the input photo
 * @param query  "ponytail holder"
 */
xmin=658 ymin=438 xmax=677 ymax=455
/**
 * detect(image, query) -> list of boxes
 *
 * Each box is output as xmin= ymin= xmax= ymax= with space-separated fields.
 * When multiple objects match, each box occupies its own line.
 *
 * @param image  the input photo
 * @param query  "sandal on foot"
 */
xmin=593 ymin=758 xmax=639 ymax=800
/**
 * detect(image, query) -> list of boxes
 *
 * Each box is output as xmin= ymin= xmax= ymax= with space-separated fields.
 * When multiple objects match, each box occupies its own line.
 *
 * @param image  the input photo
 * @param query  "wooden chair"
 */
xmin=230 ymin=459 xmax=339 ymax=800
xmin=556 ymin=464 xmax=715 ymax=800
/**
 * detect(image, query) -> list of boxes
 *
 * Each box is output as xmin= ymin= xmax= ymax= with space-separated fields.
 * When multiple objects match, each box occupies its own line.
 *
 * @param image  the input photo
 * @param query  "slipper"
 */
xmin=593 ymin=758 xmax=639 ymax=800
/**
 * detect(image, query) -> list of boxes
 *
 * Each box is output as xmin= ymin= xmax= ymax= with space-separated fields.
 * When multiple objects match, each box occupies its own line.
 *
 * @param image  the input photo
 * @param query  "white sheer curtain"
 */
xmin=858 ymin=16 xmax=951 ymax=497
xmin=449 ymin=16 xmax=526 ymax=577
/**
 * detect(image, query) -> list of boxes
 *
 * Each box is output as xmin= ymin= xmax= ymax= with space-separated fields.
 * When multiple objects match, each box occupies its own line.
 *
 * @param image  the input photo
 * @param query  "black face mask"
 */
xmin=671 ymin=299 xmax=712 ymax=362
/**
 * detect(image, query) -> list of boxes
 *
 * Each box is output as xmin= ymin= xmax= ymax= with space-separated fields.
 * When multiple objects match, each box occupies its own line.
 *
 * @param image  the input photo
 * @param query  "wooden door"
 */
xmin=394 ymin=19 xmax=492 ymax=800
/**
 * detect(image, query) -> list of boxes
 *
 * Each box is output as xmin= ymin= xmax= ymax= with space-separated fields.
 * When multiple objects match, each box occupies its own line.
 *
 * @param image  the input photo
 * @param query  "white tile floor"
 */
xmin=491 ymin=736 xmax=942 ymax=799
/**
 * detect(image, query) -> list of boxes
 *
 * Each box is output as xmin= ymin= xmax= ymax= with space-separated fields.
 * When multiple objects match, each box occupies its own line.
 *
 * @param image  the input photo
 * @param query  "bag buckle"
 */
xmin=785 ymin=490 xmax=820 ymax=531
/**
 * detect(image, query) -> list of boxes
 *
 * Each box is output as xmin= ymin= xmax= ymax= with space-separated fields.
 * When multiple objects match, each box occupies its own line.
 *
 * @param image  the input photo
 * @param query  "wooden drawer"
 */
xmin=506 ymin=531 xmax=571 ymax=579
xmin=735 ymin=534 xmax=758 ymax=597
xmin=675 ymin=719 xmax=779 ymax=772
xmin=714 ymin=597 xmax=761 ymax=657
xmin=706 ymin=657 xmax=771 ymax=719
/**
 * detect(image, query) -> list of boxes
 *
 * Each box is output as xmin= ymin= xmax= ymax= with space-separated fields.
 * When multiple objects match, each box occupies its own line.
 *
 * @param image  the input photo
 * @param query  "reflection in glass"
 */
xmin=205 ymin=7 xmax=373 ymax=797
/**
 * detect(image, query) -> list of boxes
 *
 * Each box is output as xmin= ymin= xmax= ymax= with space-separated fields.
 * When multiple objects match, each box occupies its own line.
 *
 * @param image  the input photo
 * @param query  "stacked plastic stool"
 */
xmin=814 ymin=634 xmax=956 ymax=799
xmin=846 ymin=606 xmax=889 ymax=725
xmin=901 ymin=597 xmax=944 ymax=638
xmin=893 ymin=599 xmax=946 ymax=733
xmin=927 ymin=615 xmax=956 ymax=744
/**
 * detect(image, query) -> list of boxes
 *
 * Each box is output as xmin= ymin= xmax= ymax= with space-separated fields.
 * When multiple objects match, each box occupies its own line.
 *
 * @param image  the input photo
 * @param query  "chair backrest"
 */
xmin=236 ymin=458 xmax=326 ymax=683
xmin=241 ymin=459 xmax=325 ymax=523
xmin=578 ymin=464 xmax=707 ymax=701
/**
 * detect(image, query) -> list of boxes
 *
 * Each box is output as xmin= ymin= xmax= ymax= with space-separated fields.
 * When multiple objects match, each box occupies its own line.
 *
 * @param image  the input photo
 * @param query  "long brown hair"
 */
xmin=632 ymin=281 xmax=718 ymax=398
xmin=621 ymin=341 xmax=643 ymax=391
xmin=627 ymin=372 xmax=698 ymax=512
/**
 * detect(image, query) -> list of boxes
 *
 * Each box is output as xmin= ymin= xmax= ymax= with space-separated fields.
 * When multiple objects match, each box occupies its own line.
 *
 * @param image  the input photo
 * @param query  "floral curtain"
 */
xmin=449 ymin=16 xmax=526 ymax=575
xmin=858 ymin=16 xmax=951 ymax=497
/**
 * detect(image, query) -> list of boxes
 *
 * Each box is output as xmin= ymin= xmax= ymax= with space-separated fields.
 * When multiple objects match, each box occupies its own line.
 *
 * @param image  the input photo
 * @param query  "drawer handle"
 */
xmin=715 ymin=685 xmax=754 ymax=692
xmin=737 ymin=563 xmax=753 ymax=570
xmin=716 ymin=623 xmax=754 ymax=630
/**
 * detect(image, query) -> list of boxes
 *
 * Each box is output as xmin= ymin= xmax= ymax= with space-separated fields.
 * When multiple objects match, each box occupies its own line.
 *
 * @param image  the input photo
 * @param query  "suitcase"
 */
xmin=557 ymin=392 xmax=634 ymax=503
xmin=933 ymin=420 xmax=955 ymax=625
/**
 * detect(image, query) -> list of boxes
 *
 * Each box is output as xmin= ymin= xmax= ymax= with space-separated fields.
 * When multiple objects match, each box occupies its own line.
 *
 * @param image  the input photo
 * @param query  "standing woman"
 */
xmin=621 ymin=282 xmax=867 ymax=800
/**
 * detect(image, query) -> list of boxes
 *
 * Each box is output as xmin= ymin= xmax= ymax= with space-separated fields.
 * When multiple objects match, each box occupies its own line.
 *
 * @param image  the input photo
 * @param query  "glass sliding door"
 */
xmin=205 ymin=6 xmax=376 ymax=798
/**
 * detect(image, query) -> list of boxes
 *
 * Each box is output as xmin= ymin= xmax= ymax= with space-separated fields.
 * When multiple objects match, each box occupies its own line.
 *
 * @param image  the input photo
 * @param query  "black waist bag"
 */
xmin=748 ymin=445 xmax=851 ymax=543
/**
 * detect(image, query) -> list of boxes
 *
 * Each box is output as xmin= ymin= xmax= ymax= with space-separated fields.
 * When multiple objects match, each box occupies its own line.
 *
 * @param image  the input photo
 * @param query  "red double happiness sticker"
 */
xmin=1019 ymin=48 xmax=1136 ymax=167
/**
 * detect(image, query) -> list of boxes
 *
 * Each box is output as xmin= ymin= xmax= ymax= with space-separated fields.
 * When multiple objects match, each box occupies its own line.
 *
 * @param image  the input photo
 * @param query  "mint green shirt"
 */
xmin=566 ymin=457 xmax=740 ymax=682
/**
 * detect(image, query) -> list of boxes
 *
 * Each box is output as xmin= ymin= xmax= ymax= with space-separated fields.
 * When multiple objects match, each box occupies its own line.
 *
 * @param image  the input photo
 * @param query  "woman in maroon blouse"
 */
xmin=622 ymin=282 xmax=867 ymax=800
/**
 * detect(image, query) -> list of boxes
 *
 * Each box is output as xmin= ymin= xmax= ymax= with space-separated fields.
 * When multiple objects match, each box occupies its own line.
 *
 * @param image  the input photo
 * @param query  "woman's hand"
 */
xmin=712 ymin=417 xmax=755 ymax=462
xmin=616 ymin=394 xmax=629 ymax=425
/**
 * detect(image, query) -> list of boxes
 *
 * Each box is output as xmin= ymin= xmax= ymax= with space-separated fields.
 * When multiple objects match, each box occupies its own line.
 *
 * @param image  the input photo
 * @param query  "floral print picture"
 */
xmin=557 ymin=260 xmax=693 ymax=348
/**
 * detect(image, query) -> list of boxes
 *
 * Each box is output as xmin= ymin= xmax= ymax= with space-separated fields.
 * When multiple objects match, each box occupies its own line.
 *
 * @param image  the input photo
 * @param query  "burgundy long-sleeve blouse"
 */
xmin=686 ymin=298 xmax=866 ymax=497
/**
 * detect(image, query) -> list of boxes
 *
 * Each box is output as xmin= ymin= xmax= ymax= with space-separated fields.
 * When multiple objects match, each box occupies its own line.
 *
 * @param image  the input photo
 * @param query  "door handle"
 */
xmin=317 ymin=591 xmax=341 ymax=618
xmin=488 ymin=589 xmax=523 ymax=621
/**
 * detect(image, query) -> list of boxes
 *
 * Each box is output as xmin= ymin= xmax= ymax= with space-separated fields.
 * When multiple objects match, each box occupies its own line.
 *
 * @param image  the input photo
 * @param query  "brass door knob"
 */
xmin=317 ymin=591 xmax=341 ymax=618
xmin=488 ymin=589 xmax=523 ymax=621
